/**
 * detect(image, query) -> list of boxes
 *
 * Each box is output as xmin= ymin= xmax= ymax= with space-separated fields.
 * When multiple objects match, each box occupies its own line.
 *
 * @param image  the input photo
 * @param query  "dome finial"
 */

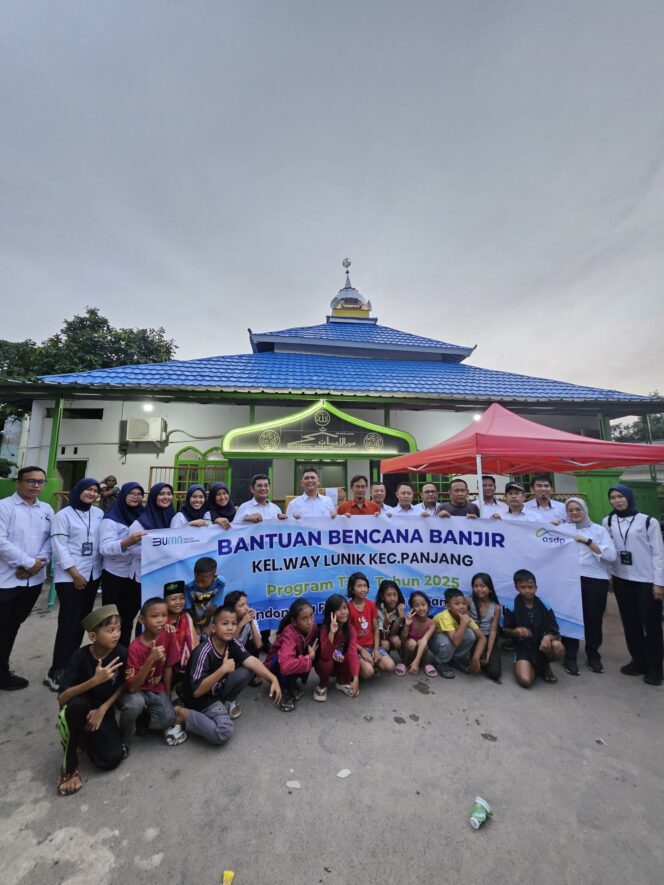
xmin=342 ymin=257 xmax=352 ymax=288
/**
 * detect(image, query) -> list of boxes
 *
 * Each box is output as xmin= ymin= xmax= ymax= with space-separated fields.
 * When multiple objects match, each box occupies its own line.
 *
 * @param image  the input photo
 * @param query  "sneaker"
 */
xmin=313 ymin=686 xmax=328 ymax=702
xmin=620 ymin=661 xmax=646 ymax=676
xmin=563 ymin=658 xmax=580 ymax=676
xmin=586 ymin=657 xmax=604 ymax=673
xmin=43 ymin=669 xmax=64 ymax=692
xmin=0 ymin=671 xmax=29 ymax=691
xmin=225 ymin=700 xmax=242 ymax=719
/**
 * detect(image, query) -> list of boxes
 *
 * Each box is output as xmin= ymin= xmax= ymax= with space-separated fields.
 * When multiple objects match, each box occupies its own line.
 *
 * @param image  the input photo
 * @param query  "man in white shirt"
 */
xmin=389 ymin=482 xmax=421 ymax=517
xmin=286 ymin=468 xmax=336 ymax=518
xmin=480 ymin=475 xmax=509 ymax=518
xmin=491 ymin=482 xmax=538 ymax=521
xmin=418 ymin=482 xmax=442 ymax=517
xmin=524 ymin=474 xmax=566 ymax=523
xmin=371 ymin=482 xmax=389 ymax=512
xmin=0 ymin=466 xmax=54 ymax=690
xmin=234 ymin=474 xmax=286 ymax=523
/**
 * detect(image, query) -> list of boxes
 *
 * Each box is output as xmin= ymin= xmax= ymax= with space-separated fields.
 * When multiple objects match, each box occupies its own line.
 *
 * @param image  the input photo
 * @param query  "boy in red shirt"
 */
xmin=118 ymin=597 xmax=188 ymax=746
xmin=347 ymin=571 xmax=396 ymax=679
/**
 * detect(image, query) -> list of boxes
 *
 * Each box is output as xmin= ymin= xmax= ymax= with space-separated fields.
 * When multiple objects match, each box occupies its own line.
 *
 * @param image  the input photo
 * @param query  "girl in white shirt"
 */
xmin=99 ymin=482 xmax=145 ymax=649
xmin=602 ymin=484 xmax=664 ymax=686
xmin=45 ymin=479 xmax=104 ymax=691
xmin=561 ymin=497 xmax=616 ymax=675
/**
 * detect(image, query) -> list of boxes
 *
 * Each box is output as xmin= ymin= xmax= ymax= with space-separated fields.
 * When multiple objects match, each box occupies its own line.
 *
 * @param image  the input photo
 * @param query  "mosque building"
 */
xmin=1 ymin=261 xmax=661 ymax=510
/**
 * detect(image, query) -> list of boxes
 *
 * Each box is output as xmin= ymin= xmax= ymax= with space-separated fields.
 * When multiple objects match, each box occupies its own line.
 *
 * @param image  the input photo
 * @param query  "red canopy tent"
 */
xmin=381 ymin=404 xmax=664 ymax=491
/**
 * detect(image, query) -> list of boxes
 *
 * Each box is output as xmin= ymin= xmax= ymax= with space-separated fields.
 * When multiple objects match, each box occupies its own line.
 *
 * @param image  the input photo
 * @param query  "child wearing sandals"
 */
xmin=466 ymin=573 xmax=502 ymax=682
xmin=429 ymin=588 xmax=486 ymax=678
xmin=399 ymin=590 xmax=437 ymax=677
xmin=347 ymin=572 xmax=396 ymax=678
xmin=264 ymin=599 xmax=319 ymax=712
xmin=376 ymin=580 xmax=406 ymax=674
xmin=502 ymin=568 xmax=564 ymax=688
xmin=56 ymin=604 xmax=128 ymax=797
xmin=314 ymin=594 xmax=360 ymax=701
xmin=118 ymin=597 xmax=188 ymax=746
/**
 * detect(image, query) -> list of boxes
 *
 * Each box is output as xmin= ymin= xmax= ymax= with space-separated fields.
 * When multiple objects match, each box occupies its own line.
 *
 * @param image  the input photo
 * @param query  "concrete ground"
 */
xmin=0 ymin=589 xmax=662 ymax=885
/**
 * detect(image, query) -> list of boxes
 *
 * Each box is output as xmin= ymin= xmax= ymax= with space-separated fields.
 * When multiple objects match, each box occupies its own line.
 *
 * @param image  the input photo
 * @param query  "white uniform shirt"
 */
xmin=566 ymin=522 xmax=617 ymax=580
xmin=99 ymin=518 xmax=135 ymax=579
xmin=170 ymin=511 xmax=210 ymax=529
xmin=481 ymin=500 xmax=509 ymax=518
xmin=524 ymin=498 xmax=567 ymax=522
xmin=602 ymin=512 xmax=664 ymax=585
xmin=234 ymin=498 xmax=282 ymax=522
xmin=286 ymin=493 xmax=335 ymax=518
xmin=51 ymin=505 xmax=104 ymax=583
xmin=388 ymin=504 xmax=421 ymax=518
xmin=416 ymin=502 xmax=440 ymax=517
xmin=0 ymin=492 xmax=54 ymax=588
xmin=501 ymin=508 xmax=539 ymax=522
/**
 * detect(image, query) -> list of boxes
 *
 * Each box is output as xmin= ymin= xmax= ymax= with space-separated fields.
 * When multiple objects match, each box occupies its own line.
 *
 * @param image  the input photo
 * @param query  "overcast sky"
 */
xmin=2 ymin=1 xmax=663 ymax=396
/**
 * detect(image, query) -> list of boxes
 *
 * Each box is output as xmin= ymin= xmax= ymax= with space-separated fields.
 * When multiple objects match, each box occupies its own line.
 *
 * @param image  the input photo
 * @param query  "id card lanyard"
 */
xmin=615 ymin=515 xmax=636 ymax=553
xmin=73 ymin=508 xmax=93 ymax=556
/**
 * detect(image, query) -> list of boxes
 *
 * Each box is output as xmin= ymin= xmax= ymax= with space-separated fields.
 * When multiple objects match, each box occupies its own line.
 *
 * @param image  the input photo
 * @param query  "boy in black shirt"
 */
xmin=179 ymin=605 xmax=281 ymax=744
xmin=502 ymin=569 xmax=565 ymax=688
xmin=56 ymin=604 xmax=128 ymax=796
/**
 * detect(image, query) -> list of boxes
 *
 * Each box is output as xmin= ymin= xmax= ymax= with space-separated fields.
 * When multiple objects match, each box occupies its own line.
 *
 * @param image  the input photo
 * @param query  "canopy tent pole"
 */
xmin=476 ymin=452 xmax=483 ymax=513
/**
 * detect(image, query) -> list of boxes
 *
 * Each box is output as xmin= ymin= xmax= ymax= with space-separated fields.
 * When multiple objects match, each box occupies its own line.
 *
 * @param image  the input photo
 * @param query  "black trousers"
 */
xmin=57 ymin=695 xmax=125 ymax=775
xmin=483 ymin=638 xmax=502 ymax=680
xmin=562 ymin=576 xmax=609 ymax=662
xmin=101 ymin=570 xmax=141 ymax=649
xmin=51 ymin=576 xmax=101 ymax=671
xmin=271 ymin=661 xmax=309 ymax=700
xmin=0 ymin=584 xmax=41 ymax=673
xmin=613 ymin=576 xmax=663 ymax=678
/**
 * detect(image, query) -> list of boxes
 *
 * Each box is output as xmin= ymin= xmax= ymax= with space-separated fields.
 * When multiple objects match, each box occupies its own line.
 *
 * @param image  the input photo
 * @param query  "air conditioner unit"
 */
xmin=124 ymin=417 xmax=167 ymax=442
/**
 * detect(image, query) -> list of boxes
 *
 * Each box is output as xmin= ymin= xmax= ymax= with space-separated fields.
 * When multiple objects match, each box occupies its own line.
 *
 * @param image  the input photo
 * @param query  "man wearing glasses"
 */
xmin=0 ymin=466 xmax=54 ymax=690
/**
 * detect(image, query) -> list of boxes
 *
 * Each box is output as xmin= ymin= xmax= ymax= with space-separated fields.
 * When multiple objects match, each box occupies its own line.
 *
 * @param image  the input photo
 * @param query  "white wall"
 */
xmin=23 ymin=396 xmax=590 ymax=496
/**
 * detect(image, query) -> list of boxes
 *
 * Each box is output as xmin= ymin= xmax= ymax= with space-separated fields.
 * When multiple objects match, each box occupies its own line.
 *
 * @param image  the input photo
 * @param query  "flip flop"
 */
xmin=439 ymin=666 xmax=455 ymax=679
xmin=395 ymin=663 xmax=407 ymax=676
xmin=58 ymin=769 xmax=81 ymax=797
xmin=279 ymin=698 xmax=296 ymax=712
xmin=423 ymin=664 xmax=438 ymax=678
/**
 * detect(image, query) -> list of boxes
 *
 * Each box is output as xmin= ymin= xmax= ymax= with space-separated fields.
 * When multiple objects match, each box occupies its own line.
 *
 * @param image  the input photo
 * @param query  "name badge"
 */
xmin=81 ymin=541 xmax=93 ymax=556
xmin=620 ymin=550 xmax=633 ymax=566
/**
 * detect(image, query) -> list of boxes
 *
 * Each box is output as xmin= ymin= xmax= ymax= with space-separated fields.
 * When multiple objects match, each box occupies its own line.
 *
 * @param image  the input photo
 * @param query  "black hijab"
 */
xmin=68 ymin=477 xmax=100 ymax=512
xmin=206 ymin=482 xmax=236 ymax=522
xmin=608 ymin=484 xmax=639 ymax=519
xmin=138 ymin=483 xmax=176 ymax=530
xmin=180 ymin=484 xmax=208 ymax=522
xmin=103 ymin=482 xmax=145 ymax=526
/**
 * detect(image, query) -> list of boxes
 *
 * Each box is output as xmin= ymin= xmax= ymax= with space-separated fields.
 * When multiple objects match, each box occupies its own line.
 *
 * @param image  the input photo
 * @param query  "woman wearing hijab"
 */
xmin=44 ymin=479 xmax=104 ymax=691
xmin=561 ymin=497 xmax=616 ymax=676
xmin=602 ymin=484 xmax=664 ymax=685
xmin=171 ymin=484 xmax=209 ymax=529
xmin=205 ymin=482 xmax=236 ymax=529
xmin=127 ymin=483 xmax=177 ymax=584
xmin=99 ymin=481 xmax=146 ymax=648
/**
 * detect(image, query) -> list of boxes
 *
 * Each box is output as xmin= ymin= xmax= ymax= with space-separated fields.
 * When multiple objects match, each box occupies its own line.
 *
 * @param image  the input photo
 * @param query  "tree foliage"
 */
xmin=0 ymin=307 xmax=176 ymax=427
xmin=611 ymin=393 xmax=664 ymax=442
xmin=0 ymin=307 xmax=176 ymax=379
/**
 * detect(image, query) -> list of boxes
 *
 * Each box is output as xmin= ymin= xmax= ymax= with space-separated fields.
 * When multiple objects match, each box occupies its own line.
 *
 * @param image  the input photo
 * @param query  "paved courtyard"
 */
xmin=1 ymin=588 xmax=662 ymax=885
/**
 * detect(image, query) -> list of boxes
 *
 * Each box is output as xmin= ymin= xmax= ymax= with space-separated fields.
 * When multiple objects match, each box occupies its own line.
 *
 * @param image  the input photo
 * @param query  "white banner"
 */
xmin=140 ymin=516 xmax=584 ymax=638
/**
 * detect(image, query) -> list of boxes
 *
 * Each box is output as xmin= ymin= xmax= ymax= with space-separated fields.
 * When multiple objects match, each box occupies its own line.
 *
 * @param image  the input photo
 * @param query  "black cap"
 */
xmin=505 ymin=482 xmax=525 ymax=493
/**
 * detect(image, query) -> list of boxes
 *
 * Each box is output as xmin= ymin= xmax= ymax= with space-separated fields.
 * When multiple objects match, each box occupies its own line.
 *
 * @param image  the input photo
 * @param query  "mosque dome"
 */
xmin=329 ymin=259 xmax=372 ymax=317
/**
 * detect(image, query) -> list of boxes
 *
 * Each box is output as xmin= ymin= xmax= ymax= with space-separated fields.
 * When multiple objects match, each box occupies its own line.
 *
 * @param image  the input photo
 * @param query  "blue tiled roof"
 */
xmin=40 ymin=352 xmax=651 ymax=403
xmin=252 ymin=322 xmax=472 ymax=353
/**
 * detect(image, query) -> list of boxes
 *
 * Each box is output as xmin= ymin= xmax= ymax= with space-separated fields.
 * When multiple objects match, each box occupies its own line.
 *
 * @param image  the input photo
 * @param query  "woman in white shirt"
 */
xmin=127 ymin=483 xmax=177 ymax=585
xmin=171 ymin=484 xmax=209 ymax=528
xmin=99 ymin=482 xmax=145 ymax=648
xmin=561 ymin=497 xmax=616 ymax=676
xmin=45 ymin=479 xmax=104 ymax=691
xmin=602 ymin=484 xmax=664 ymax=686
